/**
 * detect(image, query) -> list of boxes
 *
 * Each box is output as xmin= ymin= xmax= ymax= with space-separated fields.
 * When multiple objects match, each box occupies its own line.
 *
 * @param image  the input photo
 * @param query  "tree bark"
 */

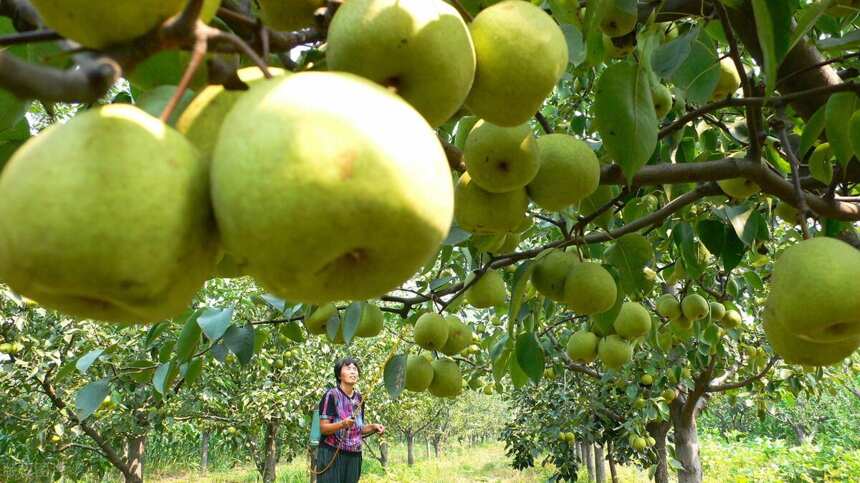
xmin=125 ymin=435 xmax=146 ymax=483
xmin=200 ymin=430 xmax=210 ymax=473
xmin=584 ymin=442 xmax=595 ymax=482
xmin=433 ymin=437 xmax=440 ymax=458
xmin=380 ymin=440 xmax=389 ymax=467
xmin=262 ymin=420 xmax=278 ymax=483
xmin=406 ymin=431 xmax=415 ymax=466
xmin=425 ymin=437 xmax=431 ymax=458
xmin=647 ymin=420 xmax=672 ymax=483
xmin=607 ymin=444 xmax=619 ymax=483
xmin=594 ymin=444 xmax=606 ymax=483
xmin=671 ymin=401 xmax=703 ymax=483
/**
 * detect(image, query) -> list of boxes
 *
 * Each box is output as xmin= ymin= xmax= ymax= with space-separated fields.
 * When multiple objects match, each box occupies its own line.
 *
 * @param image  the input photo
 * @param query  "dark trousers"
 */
xmin=315 ymin=443 xmax=362 ymax=483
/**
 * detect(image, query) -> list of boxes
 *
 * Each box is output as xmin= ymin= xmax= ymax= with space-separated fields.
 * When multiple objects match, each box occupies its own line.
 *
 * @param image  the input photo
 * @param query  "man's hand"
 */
xmin=341 ymin=417 xmax=355 ymax=429
xmin=372 ymin=423 xmax=385 ymax=434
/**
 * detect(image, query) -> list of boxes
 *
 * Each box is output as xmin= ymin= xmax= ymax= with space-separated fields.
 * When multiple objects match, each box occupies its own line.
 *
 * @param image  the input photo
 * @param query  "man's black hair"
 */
xmin=334 ymin=357 xmax=362 ymax=383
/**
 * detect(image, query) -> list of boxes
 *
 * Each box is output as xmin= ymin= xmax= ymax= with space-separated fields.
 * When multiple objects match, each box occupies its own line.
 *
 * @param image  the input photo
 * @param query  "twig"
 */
xmin=161 ymin=30 xmax=208 ymax=123
xmin=535 ymin=112 xmax=552 ymax=134
xmin=773 ymin=111 xmax=811 ymax=238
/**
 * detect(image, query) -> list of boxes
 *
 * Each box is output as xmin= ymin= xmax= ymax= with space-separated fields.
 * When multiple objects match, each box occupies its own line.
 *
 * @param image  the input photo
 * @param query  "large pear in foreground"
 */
xmin=0 ymin=104 xmax=218 ymax=323
xmin=30 ymin=0 xmax=220 ymax=49
xmin=177 ymin=67 xmax=287 ymax=160
xmin=212 ymin=72 xmax=453 ymax=303
xmin=763 ymin=315 xmax=860 ymax=366
xmin=259 ymin=0 xmax=325 ymax=31
xmin=327 ymin=0 xmax=476 ymax=128
xmin=466 ymin=0 xmax=568 ymax=126
xmin=764 ymin=237 xmax=860 ymax=343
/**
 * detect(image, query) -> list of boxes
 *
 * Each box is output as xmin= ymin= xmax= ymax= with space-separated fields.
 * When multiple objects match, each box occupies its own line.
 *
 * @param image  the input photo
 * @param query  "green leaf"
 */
xmin=223 ymin=325 xmax=255 ymax=365
xmin=491 ymin=334 xmax=512 ymax=382
xmin=280 ymin=321 xmax=306 ymax=343
xmin=181 ymin=358 xmax=204 ymax=386
xmin=818 ymin=29 xmax=860 ymax=51
xmin=174 ymin=309 xmax=203 ymax=363
xmin=76 ymin=349 xmax=104 ymax=375
xmin=808 ymin=143 xmax=834 ymax=185
xmin=153 ymin=362 xmax=178 ymax=395
xmin=508 ymin=261 xmax=534 ymax=325
xmin=325 ymin=309 xmax=342 ymax=343
xmin=721 ymin=226 xmax=746 ymax=271
xmin=144 ymin=321 xmax=170 ymax=348
xmin=696 ymin=220 xmax=726 ymax=257
xmin=260 ymin=294 xmax=287 ymax=312
xmin=342 ymin=302 xmax=362 ymax=345
xmin=751 ymin=0 xmax=792 ymax=94
xmin=123 ymin=360 xmax=156 ymax=384
xmin=670 ymin=30 xmax=720 ymax=104
xmin=383 ymin=354 xmax=407 ymax=400
xmin=594 ymin=61 xmax=658 ymax=183
xmin=508 ymin=349 xmax=530 ymax=389
xmin=197 ymin=307 xmax=234 ymax=341
xmin=789 ymin=0 xmax=835 ymax=55
xmin=443 ymin=225 xmax=471 ymax=246
xmin=560 ymin=23 xmax=586 ymax=67
xmin=672 ymin=223 xmax=703 ymax=279
xmin=652 ymin=27 xmax=696 ymax=79
xmin=515 ymin=331 xmax=545 ymax=384
xmin=724 ymin=205 xmax=759 ymax=246
xmin=75 ymin=379 xmax=110 ymax=420
xmin=604 ymin=233 xmax=655 ymax=294
xmin=825 ymin=91 xmax=858 ymax=167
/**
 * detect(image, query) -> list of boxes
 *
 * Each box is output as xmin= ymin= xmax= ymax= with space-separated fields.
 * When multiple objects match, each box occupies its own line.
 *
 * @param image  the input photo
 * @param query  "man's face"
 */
xmin=340 ymin=363 xmax=359 ymax=384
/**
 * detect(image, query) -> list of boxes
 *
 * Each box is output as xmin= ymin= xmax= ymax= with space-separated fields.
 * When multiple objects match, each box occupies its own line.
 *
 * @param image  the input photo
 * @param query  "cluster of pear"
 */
xmin=532 ymin=249 xmax=618 ymax=316
xmin=628 ymin=433 xmax=657 ymax=451
xmin=565 ymin=301 xmax=650 ymax=370
xmin=0 ymin=340 xmax=23 ymax=355
xmin=655 ymin=293 xmax=738 ymax=331
xmin=763 ymin=237 xmax=860 ymax=366
xmin=400 ymin=312 xmax=476 ymax=398
xmin=0 ymin=67 xmax=453 ymax=323
xmin=302 ymin=303 xmax=384 ymax=343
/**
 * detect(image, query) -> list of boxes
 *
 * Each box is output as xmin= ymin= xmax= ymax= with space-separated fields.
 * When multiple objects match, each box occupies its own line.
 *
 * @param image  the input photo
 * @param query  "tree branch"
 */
xmin=706 ymin=356 xmax=778 ymax=393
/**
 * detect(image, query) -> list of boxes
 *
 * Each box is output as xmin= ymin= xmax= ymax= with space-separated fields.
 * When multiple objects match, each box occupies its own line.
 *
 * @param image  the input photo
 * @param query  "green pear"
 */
xmin=405 ymin=354 xmax=434 ymax=391
xmin=661 ymin=388 xmax=677 ymax=402
xmin=531 ymin=249 xmax=580 ymax=301
xmin=304 ymin=303 xmax=338 ymax=335
xmin=177 ymin=67 xmax=287 ymax=160
xmin=414 ymin=312 xmax=449 ymax=350
xmin=214 ymin=252 xmax=247 ymax=278
xmin=764 ymin=314 xmax=860 ymax=366
xmin=134 ymin=85 xmax=197 ymax=126
xmin=598 ymin=335 xmax=632 ymax=370
xmin=355 ymin=303 xmax=384 ymax=337
xmin=656 ymin=330 xmax=673 ymax=351
xmin=259 ymin=0 xmax=325 ymax=31
xmin=613 ymin=302 xmax=651 ymax=339
xmin=454 ymin=172 xmax=529 ymax=234
xmin=30 ymin=0 xmax=220 ymax=48
xmin=655 ymin=294 xmax=681 ymax=319
xmin=211 ymin=72 xmax=454 ymax=303
xmin=602 ymin=33 xmax=634 ymax=59
xmin=711 ymin=58 xmax=741 ymax=101
xmin=774 ymin=202 xmax=799 ymax=223
xmin=828 ymin=0 xmax=860 ymax=16
xmin=466 ymin=269 xmax=507 ymax=308
xmin=651 ymin=82 xmax=673 ymax=120
xmin=640 ymin=374 xmax=653 ymax=385
xmin=562 ymin=262 xmax=617 ymax=315
xmin=718 ymin=177 xmax=760 ymax=200
xmin=681 ymin=294 xmax=709 ymax=321
xmin=566 ymin=330 xmax=598 ymax=363
xmin=463 ymin=120 xmax=540 ymax=192
xmin=472 ymin=233 xmax=507 ymax=254
xmin=0 ymin=19 xmax=30 ymax=133
xmin=632 ymin=437 xmax=647 ymax=451
xmin=599 ymin=0 xmax=637 ymax=37
xmin=440 ymin=315 xmax=473 ymax=355
xmin=526 ymin=134 xmax=600 ymax=211
xmin=764 ymin=237 xmax=860 ymax=343
xmin=579 ymin=185 xmax=617 ymax=229
xmin=466 ymin=1 xmax=568 ymax=126
xmin=709 ymin=301 xmax=726 ymax=321
xmin=721 ymin=309 xmax=742 ymax=328
xmin=0 ymin=104 xmax=217 ymax=324
xmin=428 ymin=359 xmax=462 ymax=398
xmin=672 ymin=315 xmax=693 ymax=331
xmin=494 ymin=233 xmax=521 ymax=254
xmin=327 ymin=0 xmax=476 ymax=128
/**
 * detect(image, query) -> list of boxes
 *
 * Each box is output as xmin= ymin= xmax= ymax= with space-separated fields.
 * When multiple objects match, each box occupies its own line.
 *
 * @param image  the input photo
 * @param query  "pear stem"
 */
xmin=774 ymin=109 xmax=811 ymax=239
xmin=160 ymin=27 xmax=208 ymax=123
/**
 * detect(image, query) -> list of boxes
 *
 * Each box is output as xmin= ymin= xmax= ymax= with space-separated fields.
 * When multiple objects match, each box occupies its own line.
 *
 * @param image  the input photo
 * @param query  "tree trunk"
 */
xmin=125 ymin=434 xmax=146 ymax=483
xmin=261 ymin=420 xmax=278 ymax=483
xmin=594 ymin=444 xmax=605 ymax=483
xmin=200 ymin=430 xmax=210 ymax=473
xmin=607 ymin=444 xmax=619 ymax=483
xmin=584 ymin=442 xmax=595 ymax=482
xmin=433 ymin=437 xmax=440 ymax=457
xmin=792 ymin=423 xmax=810 ymax=445
xmin=647 ymin=420 xmax=671 ymax=483
xmin=671 ymin=401 xmax=703 ymax=483
xmin=406 ymin=431 xmax=415 ymax=466
xmin=380 ymin=440 xmax=389 ymax=467
xmin=309 ymin=446 xmax=318 ymax=483
xmin=425 ymin=437 xmax=430 ymax=458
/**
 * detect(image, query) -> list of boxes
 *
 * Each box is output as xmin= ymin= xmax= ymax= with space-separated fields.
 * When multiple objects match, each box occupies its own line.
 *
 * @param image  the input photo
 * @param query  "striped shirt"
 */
xmin=318 ymin=386 xmax=364 ymax=453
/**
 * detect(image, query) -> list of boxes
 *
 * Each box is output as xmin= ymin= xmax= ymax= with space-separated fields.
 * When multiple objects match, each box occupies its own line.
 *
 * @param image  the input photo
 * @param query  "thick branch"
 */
xmin=707 ymin=356 xmax=778 ymax=393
